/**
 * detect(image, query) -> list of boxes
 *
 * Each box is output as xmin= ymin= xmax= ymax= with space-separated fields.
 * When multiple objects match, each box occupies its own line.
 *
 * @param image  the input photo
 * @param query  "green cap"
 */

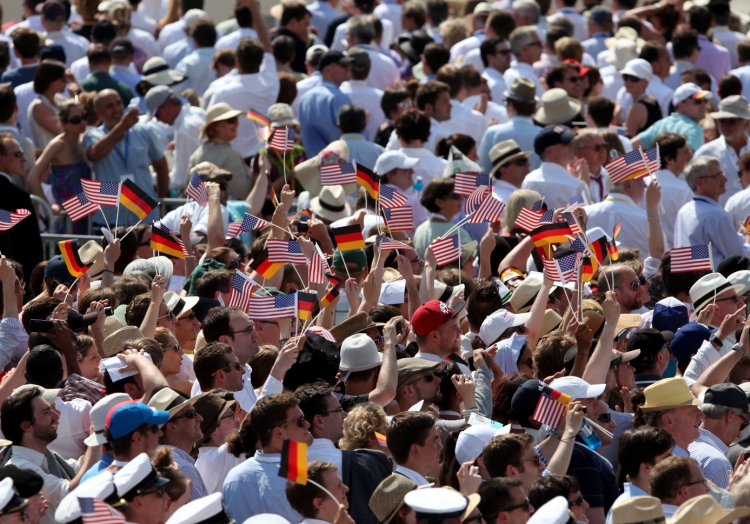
xmin=333 ymin=248 xmax=367 ymax=273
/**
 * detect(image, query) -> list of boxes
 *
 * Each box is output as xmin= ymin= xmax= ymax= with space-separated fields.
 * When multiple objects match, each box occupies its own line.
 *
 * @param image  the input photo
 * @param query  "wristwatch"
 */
xmin=462 ymin=407 xmax=480 ymax=417
xmin=709 ymin=332 xmax=724 ymax=347
xmin=732 ymin=343 xmax=747 ymax=356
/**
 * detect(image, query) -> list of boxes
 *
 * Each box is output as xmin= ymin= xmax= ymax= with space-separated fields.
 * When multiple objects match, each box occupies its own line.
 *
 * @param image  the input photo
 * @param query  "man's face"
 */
xmin=318 ymin=394 xmax=347 ymax=442
xmin=430 ymin=91 xmax=452 ymax=122
xmin=156 ymin=98 xmax=182 ymax=126
xmin=404 ymin=369 xmax=442 ymax=404
xmin=498 ymin=156 xmax=530 ymax=186
xmin=559 ymin=68 xmax=584 ymax=99
xmin=713 ymin=287 xmax=743 ymax=321
xmin=499 ymin=486 xmax=533 ymax=524
xmin=221 ymin=352 xmax=246 ymax=392
xmin=169 ymin=403 xmax=203 ymax=445
xmin=321 ymin=469 xmax=349 ymax=511
xmin=680 ymin=96 xmax=708 ymax=122
xmin=226 ymin=312 xmax=259 ymax=362
xmin=0 ymin=138 xmax=26 ymax=177
xmin=287 ymin=13 xmax=311 ymax=41
xmin=133 ymin=485 xmax=169 ymax=523
xmin=96 ymin=91 xmax=124 ymax=123
xmin=667 ymin=405 xmax=705 ymax=447
xmin=522 ymin=34 xmax=542 ymax=63
xmin=174 ymin=310 xmax=200 ymax=345
xmin=726 ymin=408 xmax=749 ymax=443
xmin=489 ymin=41 xmax=512 ymax=72
xmin=30 ymin=397 xmax=59 ymax=444
xmin=516 ymin=343 xmax=534 ymax=376
xmin=330 ymin=63 xmax=352 ymax=84
xmin=568 ymin=490 xmax=589 ymax=523
xmin=575 ymin=135 xmax=607 ymax=172
xmin=717 ymin=117 xmax=748 ymax=142
xmin=546 ymin=142 xmax=574 ymax=165
xmin=280 ymin=406 xmax=314 ymax=446
xmin=25 ymin=493 xmax=47 ymax=524
xmin=388 ymin=168 xmax=414 ymax=191
xmin=672 ymin=144 xmax=693 ymax=175
xmin=580 ymin=397 xmax=616 ymax=446
xmin=656 ymin=48 xmax=672 ymax=78
xmin=517 ymin=444 xmax=544 ymax=490
xmin=255 ymin=320 xmax=281 ymax=347
xmin=157 ymin=302 xmax=174 ymax=330
xmin=683 ymin=462 xmax=710 ymax=499
xmin=435 ymin=317 xmax=462 ymax=355
xmin=416 ymin=425 xmax=443 ymax=475
xmin=616 ymin=268 xmax=645 ymax=312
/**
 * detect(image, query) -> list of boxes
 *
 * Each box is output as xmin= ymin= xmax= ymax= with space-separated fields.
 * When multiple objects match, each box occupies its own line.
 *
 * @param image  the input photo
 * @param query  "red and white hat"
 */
xmin=411 ymin=300 xmax=465 ymax=337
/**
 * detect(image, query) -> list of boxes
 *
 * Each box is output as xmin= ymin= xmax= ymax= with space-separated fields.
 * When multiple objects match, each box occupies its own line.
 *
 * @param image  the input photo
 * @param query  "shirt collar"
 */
xmin=341 ymin=133 xmax=365 ymax=140
xmin=606 ymin=192 xmax=637 ymax=206
xmin=694 ymin=195 xmax=721 ymax=207
xmin=511 ymin=116 xmax=535 ymax=124
xmin=254 ymin=452 xmax=282 ymax=463
xmin=395 ymin=465 xmax=429 ymax=485
xmin=310 ymin=438 xmax=337 ymax=450
xmin=11 ymin=447 xmax=45 ymax=466
xmin=624 ymin=483 xmax=649 ymax=497
xmin=483 ymin=68 xmax=503 ymax=80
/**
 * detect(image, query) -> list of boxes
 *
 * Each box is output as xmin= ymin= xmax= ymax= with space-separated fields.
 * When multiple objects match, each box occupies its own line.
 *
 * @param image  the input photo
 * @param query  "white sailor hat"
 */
xmin=55 ymin=495 xmax=123 ymax=524
xmin=0 ymin=478 xmax=28 ymax=517
xmin=84 ymin=393 xmax=131 ymax=446
xmin=113 ymin=453 xmax=170 ymax=502
xmin=527 ymin=496 xmax=573 ymax=524
xmin=69 ymin=471 xmax=124 ymax=508
xmin=165 ymin=493 xmax=234 ymax=524
xmin=242 ymin=515 xmax=292 ymax=524
xmin=404 ymin=488 xmax=467 ymax=518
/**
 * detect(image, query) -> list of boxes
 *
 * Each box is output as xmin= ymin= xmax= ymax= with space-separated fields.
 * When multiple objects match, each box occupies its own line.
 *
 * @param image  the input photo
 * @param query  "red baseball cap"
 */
xmin=411 ymin=299 xmax=465 ymax=337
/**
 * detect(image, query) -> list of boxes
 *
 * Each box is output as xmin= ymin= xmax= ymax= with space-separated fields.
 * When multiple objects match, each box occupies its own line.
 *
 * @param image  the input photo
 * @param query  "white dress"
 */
xmin=27 ymin=95 xmax=60 ymax=149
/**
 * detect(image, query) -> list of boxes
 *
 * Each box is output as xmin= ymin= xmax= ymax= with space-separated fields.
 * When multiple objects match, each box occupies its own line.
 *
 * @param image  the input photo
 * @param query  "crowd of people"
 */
xmin=3 ymin=0 xmax=750 ymax=522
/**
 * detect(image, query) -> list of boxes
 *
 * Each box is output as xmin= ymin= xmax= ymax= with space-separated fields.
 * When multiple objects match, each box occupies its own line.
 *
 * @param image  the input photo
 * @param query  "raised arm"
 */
xmin=645 ymin=180 xmax=665 ymax=260
xmin=369 ymin=316 xmax=400 ymax=406
xmin=205 ymin=182 xmax=225 ymax=253
xmin=86 ymin=108 xmax=139 ymax=161
xmin=582 ymin=292 xmax=620 ymax=385
xmin=117 ymin=348 xmax=169 ymax=402
xmin=139 ymin=275 xmax=167 ymax=338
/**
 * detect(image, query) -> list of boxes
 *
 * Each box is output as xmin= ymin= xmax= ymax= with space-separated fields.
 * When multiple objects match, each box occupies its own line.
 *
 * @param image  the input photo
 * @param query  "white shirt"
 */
xmin=293 ymin=71 xmax=323 ymax=117
xmin=174 ymin=47 xmax=218 ymax=97
xmin=13 ymin=82 xmax=36 ymax=143
xmin=308 ymin=0 xmax=339 ymax=38
xmin=731 ymin=65 xmax=750 ymax=101
xmin=674 ymin=196 xmax=750 ymax=261
xmin=131 ymin=10 xmax=157 ymax=36
xmin=48 ymin=397 xmax=91 ymax=462
xmin=137 ymin=0 xmax=168 ymax=26
xmin=190 ymin=364 xmax=284 ymax=412
xmin=201 ymin=70 xmax=239 ymax=110
xmin=400 ymin=147 xmax=448 ymax=188
xmin=158 ymin=19 xmax=187 ymax=52
xmin=215 ymin=27 xmax=259 ymax=51
xmin=547 ymin=7 xmax=588 ymax=42
xmin=521 ymin=162 xmax=591 ymax=209
xmin=373 ymin=0 xmax=403 ymax=42
xmin=461 ymin=96 xmax=508 ymax=131
xmin=447 ymin=100 xmax=485 ymax=143
xmin=450 ymin=32 xmax=486 ymax=65
xmin=482 ymin=68 xmax=508 ymax=106
xmin=584 ymin=193 xmax=659 ymax=260
xmin=504 ymin=61 xmax=544 ymax=98
xmin=43 ymin=30 xmax=88 ymax=66
xmin=616 ymin=77 xmax=674 ymax=122
xmin=350 ymin=44 xmax=399 ymax=92
xmin=415 ymin=350 xmax=471 ymax=376
xmin=601 ymin=68 xmax=625 ymax=102
xmin=684 ymin=336 xmax=735 ymax=382
xmin=694 ymin=135 xmax=749 ymax=207
xmin=395 ymin=464 xmax=430 ymax=485
xmin=206 ymin=53 xmax=280 ymax=158
xmin=196 ymin=443 xmax=246 ymax=494
xmin=492 ymin=179 xmax=518 ymax=216
xmin=5 ymin=16 xmax=44 ymax=36
xmin=461 ymin=47 xmax=485 ymax=73
xmin=307 ymin=439 xmax=343 ymax=474
xmin=387 ymin=118 xmax=451 ymax=157
xmin=169 ymin=105 xmax=205 ymax=190
xmin=340 ymin=81 xmax=385 ymax=141
xmin=128 ymin=27 xmax=159 ymax=60
xmin=160 ymin=200 xmax=229 ymax=236
xmin=725 ymin=186 xmax=750 ymax=232
xmin=644 ymin=169 xmax=694 ymax=249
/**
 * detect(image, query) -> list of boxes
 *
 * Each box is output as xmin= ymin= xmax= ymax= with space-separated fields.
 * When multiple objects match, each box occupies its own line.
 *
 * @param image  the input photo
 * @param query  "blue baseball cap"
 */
xmin=671 ymin=322 xmax=713 ymax=362
xmin=533 ymin=125 xmax=577 ymax=156
xmin=652 ymin=297 xmax=689 ymax=333
xmin=105 ymin=401 xmax=170 ymax=440
xmin=43 ymin=255 xmax=75 ymax=287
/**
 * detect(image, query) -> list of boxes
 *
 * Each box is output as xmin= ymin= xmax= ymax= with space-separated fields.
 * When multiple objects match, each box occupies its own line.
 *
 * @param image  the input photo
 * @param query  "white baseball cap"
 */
xmin=620 ymin=58 xmax=653 ymax=82
xmin=478 ymin=309 xmax=531 ymax=345
xmin=455 ymin=425 xmax=504 ymax=465
xmin=549 ymin=376 xmax=605 ymax=400
xmin=673 ymin=82 xmax=713 ymax=106
xmin=374 ymin=151 xmax=420 ymax=176
xmin=339 ymin=333 xmax=382 ymax=372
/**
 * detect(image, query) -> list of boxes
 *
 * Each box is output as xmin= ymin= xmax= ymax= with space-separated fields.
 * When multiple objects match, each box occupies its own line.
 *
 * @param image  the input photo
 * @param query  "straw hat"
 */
xmin=78 ymin=240 xmax=104 ymax=281
xmin=489 ymin=139 xmax=533 ymax=175
xmin=195 ymin=330 xmax=206 ymax=352
xmin=295 ymin=140 xmax=356 ymax=197
xmin=615 ymin=314 xmax=643 ymax=334
xmin=534 ymin=88 xmax=582 ymax=125
xmin=330 ymin=312 xmax=381 ymax=345
xmin=605 ymin=26 xmax=646 ymax=50
xmin=103 ymin=315 xmax=124 ymax=338
xmin=309 ymin=185 xmax=352 ymax=222
xmin=667 ymin=494 xmax=750 ymax=524
xmin=689 ymin=273 xmax=745 ymax=320
xmin=141 ymin=57 xmax=185 ymax=86
xmin=102 ymin=326 xmax=144 ymax=358
xmin=504 ymin=77 xmax=539 ymax=103
xmin=510 ymin=274 xmax=557 ymax=313
xmin=606 ymin=39 xmax=639 ymax=70
xmin=369 ymin=475 xmax=423 ymax=524
xmin=611 ymin=496 xmax=664 ymax=524
xmin=640 ymin=377 xmax=701 ymax=413
xmin=201 ymin=103 xmax=243 ymax=139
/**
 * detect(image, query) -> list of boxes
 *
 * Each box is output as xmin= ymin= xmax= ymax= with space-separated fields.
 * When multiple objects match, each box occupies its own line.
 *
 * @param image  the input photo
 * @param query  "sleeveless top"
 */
xmin=27 ymin=95 xmax=59 ymax=149
xmin=636 ymin=96 xmax=663 ymax=134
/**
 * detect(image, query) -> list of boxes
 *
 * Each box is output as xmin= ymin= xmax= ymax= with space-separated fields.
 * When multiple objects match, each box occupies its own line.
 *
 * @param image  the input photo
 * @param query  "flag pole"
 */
xmin=458 ymin=228 xmax=462 ymax=289
xmin=98 ymin=206 xmax=112 ymax=236
xmin=114 ymin=183 xmax=122 ymax=232
xmin=63 ymin=275 xmax=82 ymax=304
xmin=709 ymin=242 xmax=717 ymax=307
xmin=120 ymin=216 xmax=149 ymax=241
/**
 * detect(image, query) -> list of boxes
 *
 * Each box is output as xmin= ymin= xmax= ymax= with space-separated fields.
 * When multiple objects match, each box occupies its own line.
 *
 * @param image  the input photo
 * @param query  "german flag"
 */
xmin=608 ymin=240 xmax=620 ymax=261
xmin=540 ymin=383 xmax=572 ymax=405
xmin=247 ymin=109 xmax=270 ymax=127
xmin=613 ymin=221 xmax=622 ymax=240
xmin=250 ymin=249 xmax=284 ymax=279
xmin=120 ymin=179 xmax=158 ymax=220
xmin=588 ymin=236 xmax=609 ymax=265
xmin=530 ymin=223 xmax=573 ymax=249
xmin=150 ymin=226 xmax=184 ymax=259
xmin=356 ymin=163 xmax=379 ymax=200
xmin=325 ymin=273 xmax=342 ymax=286
xmin=332 ymin=225 xmax=365 ymax=251
xmin=320 ymin=286 xmax=340 ymax=308
xmin=279 ymin=439 xmax=307 ymax=485
xmin=297 ymin=291 xmax=316 ymax=321
xmin=58 ymin=240 xmax=92 ymax=278
xmin=581 ymin=256 xmax=597 ymax=282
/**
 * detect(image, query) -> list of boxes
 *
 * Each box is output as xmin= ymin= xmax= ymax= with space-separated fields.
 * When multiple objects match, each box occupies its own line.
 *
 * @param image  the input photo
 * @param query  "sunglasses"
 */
xmin=497 ymin=49 xmax=512 ymax=55
xmin=464 ymin=513 xmax=485 ymax=524
xmin=172 ymin=408 xmax=198 ymax=421
xmin=690 ymin=98 xmax=708 ymax=104
xmin=397 ymin=100 xmax=413 ymax=109
xmin=141 ymin=486 xmax=166 ymax=498
xmin=179 ymin=312 xmax=196 ymax=321
xmin=141 ymin=424 xmax=159 ymax=434
xmin=569 ymin=494 xmax=584 ymax=507
xmin=626 ymin=279 xmax=642 ymax=292
xmin=511 ymin=157 xmax=529 ymax=167
xmin=278 ymin=415 xmax=306 ymax=429
xmin=406 ymin=372 xmax=437 ymax=386
xmin=162 ymin=343 xmax=181 ymax=353
xmin=158 ymin=310 xmax=175 ymax=321
xmin=580 ymin=144 xmax=606 ymax=152
xmin=65 ymin=113 xmax=88 ymax=124
xmin=225 ymin=117 xmax=239 ymax=124
xmin=597 ymin=413 xmax=611 ymax=424
xmin=622 ymin=74 xmax=642 ymax=83
xmin=500 ymin=498 xmax=531 ymax=513
xmin=219 ymin=183 xmax=228 ymax=191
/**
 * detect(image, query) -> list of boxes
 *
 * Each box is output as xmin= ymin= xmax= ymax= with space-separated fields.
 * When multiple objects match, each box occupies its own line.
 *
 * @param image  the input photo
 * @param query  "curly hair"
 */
xmin=339 ymin=403 xmax=388 ymax=450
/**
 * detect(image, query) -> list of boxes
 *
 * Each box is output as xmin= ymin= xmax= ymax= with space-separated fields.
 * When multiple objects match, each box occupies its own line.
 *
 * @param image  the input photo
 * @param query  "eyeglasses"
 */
xmin=521 ymin=456 xmax=541 ymax=467
xmin=405 ymin=372 xmax=437 ymax=386
xmin=500 ymin=498 xmax=532 ymax=513
xmin=639 ymin=275 xmax=647 ymax=286
xmin=219 ymin=183 xmax=228 ymax=191
xmin=624 ymin=279 xmax=642 ymax=292
xmin=685 ymin=478 xmax=708 ymax=487
xmin=172 ymin=408 xmax=198 ymax=421
xmin=715 ymin=295 xmax=740 ymax=304
xmin=497 ymin=48 xmax=512 ymax=55
xmin=443 ymin=193 xmax=462 ymax=200
xmin=226 ymin=324 xmax=255 ymax=337
xmin=622 ymin=74 xmax=642 ymax=83
xmin=320 ymin=407 xmax=344 ymax=416
xmin=525 ymin=41 xmax=542 ymax=47
xmin=211 ymin=361 xmax=243 ymax=376
xmin=225 ymin=117 xmax=239 ymax=124
xmin=178 ymin=312 xmax=196 ymax=321
xmin=699 ymin=171 xmax=725 ymax=180
xmin=370 ymin=335 xmax=384 ymax=345
xmin=397 ymin=100 xmax=413 ymax=109
xmin=597 ymin=413 xmax=611 ymax=424
xmin=220 ymin=409 xmax=237 ymax=421
xmin=737 ymin=412 xmax=750 ymax=431
xmin=565 ymin=76 xmax=582 ymax=83
xmin=464 ymin=513 xmax=485 ymax=523
xmin=65 ymin=113 xmax=88 ymax=124
xmin=278 ymin=415 xmax=307 ymax=429
xmin=142 ymin=424 xmax=159 ymax=434
xmin=569 ymin=494 xmax=584 ymax=507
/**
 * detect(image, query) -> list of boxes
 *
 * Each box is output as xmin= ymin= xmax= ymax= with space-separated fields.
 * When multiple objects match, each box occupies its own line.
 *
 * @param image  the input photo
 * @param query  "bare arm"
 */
xmin=545 ymin=404 xmax=585 ymax=475
xmin=205 ymin=182 xmax=225 ymax=253
xmin=624 ymin=103 xmax=646 ymax=138
xmin=246 ymin=156 xmax=270 ymax=216
xmin=692 ymin=313 xmax=750 ymax=397
xmin=582 ymin=292 xmax=620 ymax=385
xmin=241 ymin=0 xmax=271 ymax=53
xmin=418 ymin=246 xmax=436 ymax=305
xmin=396 ymin=253 xmax=421 ymax=320
xmin=26 ymin=140 xmax=63 ymax=199
xmin=139 ymin=275 xmax=167 ymax=338
xmin=525 ymin=275 xmax=553 ymax=351
xmin=69 ymin=445 xmax=102 ymax=489
xmin=369 ymin=317 xmax=400 ymax=406
xmin=499 ymin=235 xmax=535 ymax=272
xmin=645 ymin=180 xmax=665 ymax=260
xmin=32 ymin=103 xmax=63 ymax=136
xmin=117 ymin=349 xmax=169 ymax=402
xmin=152 ymin=157 xmax=169 ymax=198
xmin=179 ymin=215 xmax=197 ymax=277
xmin=86 ymin=109 xmax=140 ymax=161
xmin=478 ymin=226 xmax=495 ymax=280
xmin=358 ymin=243 xmax=385 ymax=313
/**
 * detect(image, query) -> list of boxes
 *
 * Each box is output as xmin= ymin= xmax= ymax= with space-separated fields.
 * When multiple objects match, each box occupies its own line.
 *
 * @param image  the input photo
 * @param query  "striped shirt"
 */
xmin=161 ymin=446 xmax=208 ymax=501
xmin=688 ymin=427 xmax=731 ymax=489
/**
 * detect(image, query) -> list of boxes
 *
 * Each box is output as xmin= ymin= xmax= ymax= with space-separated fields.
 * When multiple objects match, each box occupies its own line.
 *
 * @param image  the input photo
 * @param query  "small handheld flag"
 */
xmin=320 ymin=286 xmax=340 ymax=308
xmin=58 ymin=240 xmax=92 ymax=278
xmin=376 ymin=235 xmax=410 ymax=252
xmin=356 ymin=163 xmax=379 ymax=200
xmin=81 ymin=179 xmax=119 ymax=207
xmin=604 ymin=149 xmax=650 ymax=184
xmin=326 ymin=273 xmax=342 ymax=287
xmin=320 ymin=161 xmax=357 ymax=186
xmin=455 ymin=172 xmax=491 ymax=197
xmin=588 ymin=236 xmax=609 ymax=265
xmin=537 ymin=209 xmax=554 ymax=225
xmin=120 ymin=179 xmax=158 ymax=220
xmin=297 ymin=291 xmax=317 ymax=321
xmin=249 ymin=293 xmax=297 ymax=319
xmin=332 ymin=225 xmax=366 ymax=251
xmin=186 ymin=171 xmax=208 ymax=207
xmin=250 ymin=249 xmax=284 ymax=279
xmin=514 ymin=206 xmax=546 ymax=233
xmin=0 ymin=209 xmax=30 ymax=231
xmin=430 ymin=235 xmax=461 ymax=266
xmin=671 ymin=245 xmax=712 ymax=273
xmin=226 ymin=213 xmax=269 ymax=239
xmin=531 ymin=383 xmax=572 ymax=428
xmin=580 ymin=256 xmax=597 ymax=282
xmin=469 ymin=194 xmax=506 ymax=223
xmin=62 ymin=192 xmax=99 ymax=222
xmin=378 ymin=185 xmax=408 ymax=209
xmin=644 ymin=144 xmax=660 ymax=174
xmin=151 ymin=225 xmax=185 ymax=258
xmin=463 ymin=185 xmax=490 ymax=216
xmin=228 ymin=271 xmax=256 ymax=309
xmin=247 ymin=109 xmax=271 ymax=127
xmin=269 ymin=127 xmax=295 ymax=152
xmin=267 ymin=239 xmax=307 ymax=264
xmin=279 ymin=439 xmax=307 ymax=485
xmin=309 ymin=249 xmax=327 ymax=285
xmin=375 ymin=432 xmax=387 ymax=447
xmin=306 ymin=326 xmax=336 ymax=343
xmin=382 ymin=206 xmax=414 ymax=232
xmin=78 ymin=497 xmax=125 ymax=524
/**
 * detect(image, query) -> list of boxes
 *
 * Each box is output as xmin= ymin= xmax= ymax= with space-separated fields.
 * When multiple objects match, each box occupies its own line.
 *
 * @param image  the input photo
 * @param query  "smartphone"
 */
xmin=104 ymin=307 xmax=114 ymax=316
xmin=29 ymin=319 xmax=55 ymax=334
xmin=396 ymin=321 xmax=404 ymax=335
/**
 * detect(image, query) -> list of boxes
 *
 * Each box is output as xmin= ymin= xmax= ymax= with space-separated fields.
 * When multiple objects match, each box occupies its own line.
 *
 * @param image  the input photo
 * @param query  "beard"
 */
xmin=33 ymin=425 xmax=57 ymax=444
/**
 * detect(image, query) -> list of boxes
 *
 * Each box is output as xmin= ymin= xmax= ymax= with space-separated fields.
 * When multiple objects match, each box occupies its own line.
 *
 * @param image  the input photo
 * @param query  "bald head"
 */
xmin=94 ymin=89 xmax=125 ymax=127
xmin=93 ymin=89 xmax=120 ymax=110
xmin=597 ymin=264 xmax=635 ymax=292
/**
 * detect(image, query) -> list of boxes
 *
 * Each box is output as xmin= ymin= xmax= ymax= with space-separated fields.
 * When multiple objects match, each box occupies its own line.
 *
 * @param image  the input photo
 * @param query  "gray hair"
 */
xmin=684 ymin=156 xmax=721 ymax=192
xmin=346 ymin=15 xmax=376 ymax=44
xmin=513 ymin=0 xmax=540 ymax=23
xmin=123 ymin=256 xmax=173 ymax=289
xmin=509 ymin=26 xmax=539 ymax=57
xmin=701 ymin=404 xmax=747 ymax=420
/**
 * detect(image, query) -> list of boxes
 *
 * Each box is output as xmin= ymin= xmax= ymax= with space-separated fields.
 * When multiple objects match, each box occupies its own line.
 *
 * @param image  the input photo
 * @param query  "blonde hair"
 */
xmin=153 ymin=327 xmax=174 ymax=348
xmin=339 ymin=403 xmax=387 ymax=451
xmin=505 ymin=189 xmax=543 ymax=231
xmin=555 ymin=36 xmax=583 ymax=62
xmin=77 ymin=334 xmax=95 ymax=357
xmin=440 ymin=19 xmax=470 ymax=50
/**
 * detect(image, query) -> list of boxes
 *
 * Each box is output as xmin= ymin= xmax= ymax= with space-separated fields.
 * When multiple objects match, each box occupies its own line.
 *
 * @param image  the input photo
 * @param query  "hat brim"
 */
xmin=490 ymin=150 xmax=534 ymax=175
xmin=461 ymin=493 xmax=482 ymax=521
xmin=640 ymin=396 xmax=702 ymax=413
xmin=689 ymin=283 xmax=746 ymax=320
xmin=271 ymin=117 xmax=300 ymax=128
xmin=620 ymin=349 xmax=641 ymax=362
xmin=200 ymin=109 xmax=244 ymax=138
xmin=143 ymin=70 xmax=185 ymax=87
xmin=84 ymin=430 xmax=108 ymax=447
xmin=397 ymin=41 xmax=420 ymax=64
xmin=175 ymin=296 xmax=200 ymax=318
xmin=309 ymin=196 xmax=352 ymax=222
xmin=504 ymin=91 xmax=539 ymax=103
xmin=534 ymin=98 xmax=583 ymax=126
xmin=710 ymin=110 xmax=750 ymax=120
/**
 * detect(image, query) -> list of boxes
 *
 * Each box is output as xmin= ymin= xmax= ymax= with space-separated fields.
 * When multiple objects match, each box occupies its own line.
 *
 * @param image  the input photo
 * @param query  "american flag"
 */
xmin=186 ymin=170 xmax=208 ymax=206
xmin=0 ymin=208 xmax=30 ymax=231
xmin=671 ymin=245 xmax=712 ymax=273
xmin=561 ymin=212 xmax=583 ymax=236
xmin=463 ymin=185 xmax=490 ymax=216
xmin=227 ymin=213 xmax=269 ymax=238
xmin=604 ymin=149 xmax=650 ymax=184
xmin=538 ymin=209 xmax=554 ymax=225
xmin=267 ymin=239 xmax=307 ymax=264
xmin=158 ymin=222 xmax=189 ymax=256
xmin=320 ymin=161 xmax=357 ymax=185
xmin=379 ymin=185 xmax=408 ymax=209
xmin=78 ymin=497 xmax=125 ymax=524
xmin=307 ymin=326 xmax=336 ymax=343
xmin=566 ymin=193 xmax=587 ymax=208
xmin=542 ymin=252 xmax=580 ymax=284
xmin=269 ymin=127 xmax=295 ymax=152
xmin=81 ymin=179 xmax=119 ymax=207
xmin=469 ymin=194 xmax=506 ymax=223
xmin=532 ymin=387 xmax=571 ymax=428
xmin=62 ymin=192 xmax=99 ymax=222
xmin=309 ymin=247 xmax=326 ymax=285
xmin=455 ymin=172 xmax=491 ymax=196
xmin=644 ymin=144 xmax=660 ymax=174
xmin=430 ymin=234 xmax=461 ymax=266
xmin=569 ymin=235 xmax=589 ymax=254
xmin=531 ymin=199 xmax=546 ymax=212
xmin=515 ymin=206 xmax=545 ymax=233
xmin=376 ymin=235 xmax=410 ymax=252
xmin=248 ymin=293 xmax=296 ymax=319
xmin=229 ymin=271 xmax=257 ymax=309
xmin=382 ymin=206 xmax=413 ymax=231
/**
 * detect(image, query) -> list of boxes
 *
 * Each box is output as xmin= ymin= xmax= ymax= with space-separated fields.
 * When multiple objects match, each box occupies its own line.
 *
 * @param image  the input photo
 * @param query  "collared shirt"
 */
xmin=492 ymin=179 xmax=519 ymax=216
xmin=589 ymin=167 xmax=612 ymax=204
xmin=299 ymin=80 xmax=353 ymax=157
xmin=293 ymin=71 xmax=323 ymax=117
xmin=400 ymin=147 xmax=447 ymax=188
xmin=605 ymin=483 xmax=649 ymax=524
xmin=174 ymin=47 xmax=218 ymax=97
xmin=684 ymin=335 xmax=735 ymax=382
xmin=188 ymin=140 xmax=251 ymax=199
xmin=339 ymin=81 xmax=386 ymax=141
xmin=448 ymin=99 xmax=485 ymax=143
xmin=190 ymin=364 xmax=284 ymax=413
xmin=158 ymin=19 xmax=187 ymax=52
xmin=694 ymin=135 xmax=749 ymax=207
xmin=161 ymin=446 xmax=209 ymax=500
xmin=109 ymin=64 xmax=141 ymax=94
xmin=215 ymin=27 xmax=259 ymax=51
xmin=206 ymin=53 xmax=280 ymax=159
xmin=547 ymin=7 xmax=588 ymax=41
xmin=44 ymin=30 xmax=88 ymax=66
xmin=585 ymin=193 xmax=658 ymax=259
xmin=395 ymin=465 xmax=430 ymax=486
xmin=725 ymin=186 xmax=750 ymax=233
xmin=582 ymin=33 xmax=610 ymax=62
xmin=522 ymin=162 xmax=591 ymax=209
xmin=164 ymin=38 xmax=194 ymax=69
xmin=351 ymin=44 xmax=399 ymax=92
xmin=201 ymin=71 xmax=238 ymax=111
xmin=662 ymin=504 xmax=680 ymax=518
xmin=640 ymin=169 xmax=693 ymax=249
xmin=712 ymin=26 xmax=746 ymax=69
xmin=415 ymin=351 xmax=471 ymax=377
xmin=450 ymin=31 xmax=486 ymax=64
xmin=674 ymin=196 xmax=750 ymax=261
xmin=637 ymin=112 xmax=704 ymax=153
xmin=8 ymin=446 xmax=74 ymax=524
xmin=79 ymin=453 xmax=114 ymax=483
xmin=482 ymin=68 xmax=507 ymax=106
xmin=731 ymin=65 xmax=750 ymax=101
xmin=196 ymin=443 xmax=247 ymax=494
xmin=307 ymin=439 xmax=343 ymax=473
xmin=83 ymin=122 xmax=163 ymax=225
xmin=694 ymin=34 xmax=731 ymax=86
xmin=461 ymin=47 xmax=485 ymax=73
xmin=47 ymin=397 xmax=91 ymax=462
xmin=616 ymin=77 xmax=674 ymax=121
xmin=340 ymin=133 xmax=385 ymax=170
xmin=0 ymin=316 xmax=22 ymax=371
xmin=504 ymin=62 xmax=545 ymax=98
xmin=665 ymin=60 xmax=697 ymax=91
xmin=308 ymin=0 xmax=339 ymax=39
xmin=688 ymin=427 xmax=731 ymax=489
xmin=634 ymin=374 xmax=663 ymax=389
xmin=478 ymin=116 xmax=542 ymax=175
xmin=168 ymin=105 xmax=205 ymax=191
xmin=223 ymin=453 xmax=303 ymax=523
xmin=0 ymin=63 xmax=37 ymax=89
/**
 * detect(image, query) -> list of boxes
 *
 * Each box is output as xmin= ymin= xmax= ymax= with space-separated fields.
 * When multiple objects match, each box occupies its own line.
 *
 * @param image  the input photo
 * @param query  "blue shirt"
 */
xmin=83 ymin=122 xmax=163 ymax=225
xmin=340 ymin=133 xmax=384 ymax=170
xmin=298 ymin=80 xmax=352 ymax=156
xmin=0 ymin=65 xmax=37 ymax=89
xmin=637 ymin=112 xmax=704 ymax=153
xmin=164 ymin=38 xmax=194 ymax=69
xmin=163 ymin=446 xmax=209 ymax=501
xmin=222 ymin=453 xmax=303 ymax=523
xmin=567 ymin=442 xmax=620 ymax=513
xmin=688 ymin=427 xmax=732 ymax=489
xmin=605 ymin=483 xmax=648 ymax=524
xmin=478 ymin=116 xmax=542 ymax=175
xmin=79 ymin=452 xmax=114 ymax=483
xmin=674 ymin=195 xmax=750 ymax=261
xmin=730 ymin=65 xmax=750 ymax=101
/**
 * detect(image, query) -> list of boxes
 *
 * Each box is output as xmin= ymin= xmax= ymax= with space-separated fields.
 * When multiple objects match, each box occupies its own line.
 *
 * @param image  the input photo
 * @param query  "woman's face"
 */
xmin=78 ymin=345 xmax=102 ymax=381
xmin=436 ymin=193 xmax=463 ymax=219
xmin=160 ymin=334 xmax=184 ymax=377
xmin=62 ymin=105 xmax=87 ymax=133
xmin=213 ymin=118 xmax=239 ymax=142
xmin=52 ymin=76 xmax=67 ymax=94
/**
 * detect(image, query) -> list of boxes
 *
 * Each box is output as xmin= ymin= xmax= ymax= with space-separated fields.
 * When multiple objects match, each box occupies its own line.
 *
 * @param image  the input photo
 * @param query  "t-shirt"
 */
xmin=567 ymin=441 xmax=621 ymax=512
xmin=339 ymin=393 xmax=369 ymax=412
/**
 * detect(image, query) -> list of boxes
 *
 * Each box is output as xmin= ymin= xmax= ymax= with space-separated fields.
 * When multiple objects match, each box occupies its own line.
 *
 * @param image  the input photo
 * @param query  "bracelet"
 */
xmin=462 ymin=407 xmax=480 ymax=416
xmin=102 ymin=269 xmax=114 ymax=274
